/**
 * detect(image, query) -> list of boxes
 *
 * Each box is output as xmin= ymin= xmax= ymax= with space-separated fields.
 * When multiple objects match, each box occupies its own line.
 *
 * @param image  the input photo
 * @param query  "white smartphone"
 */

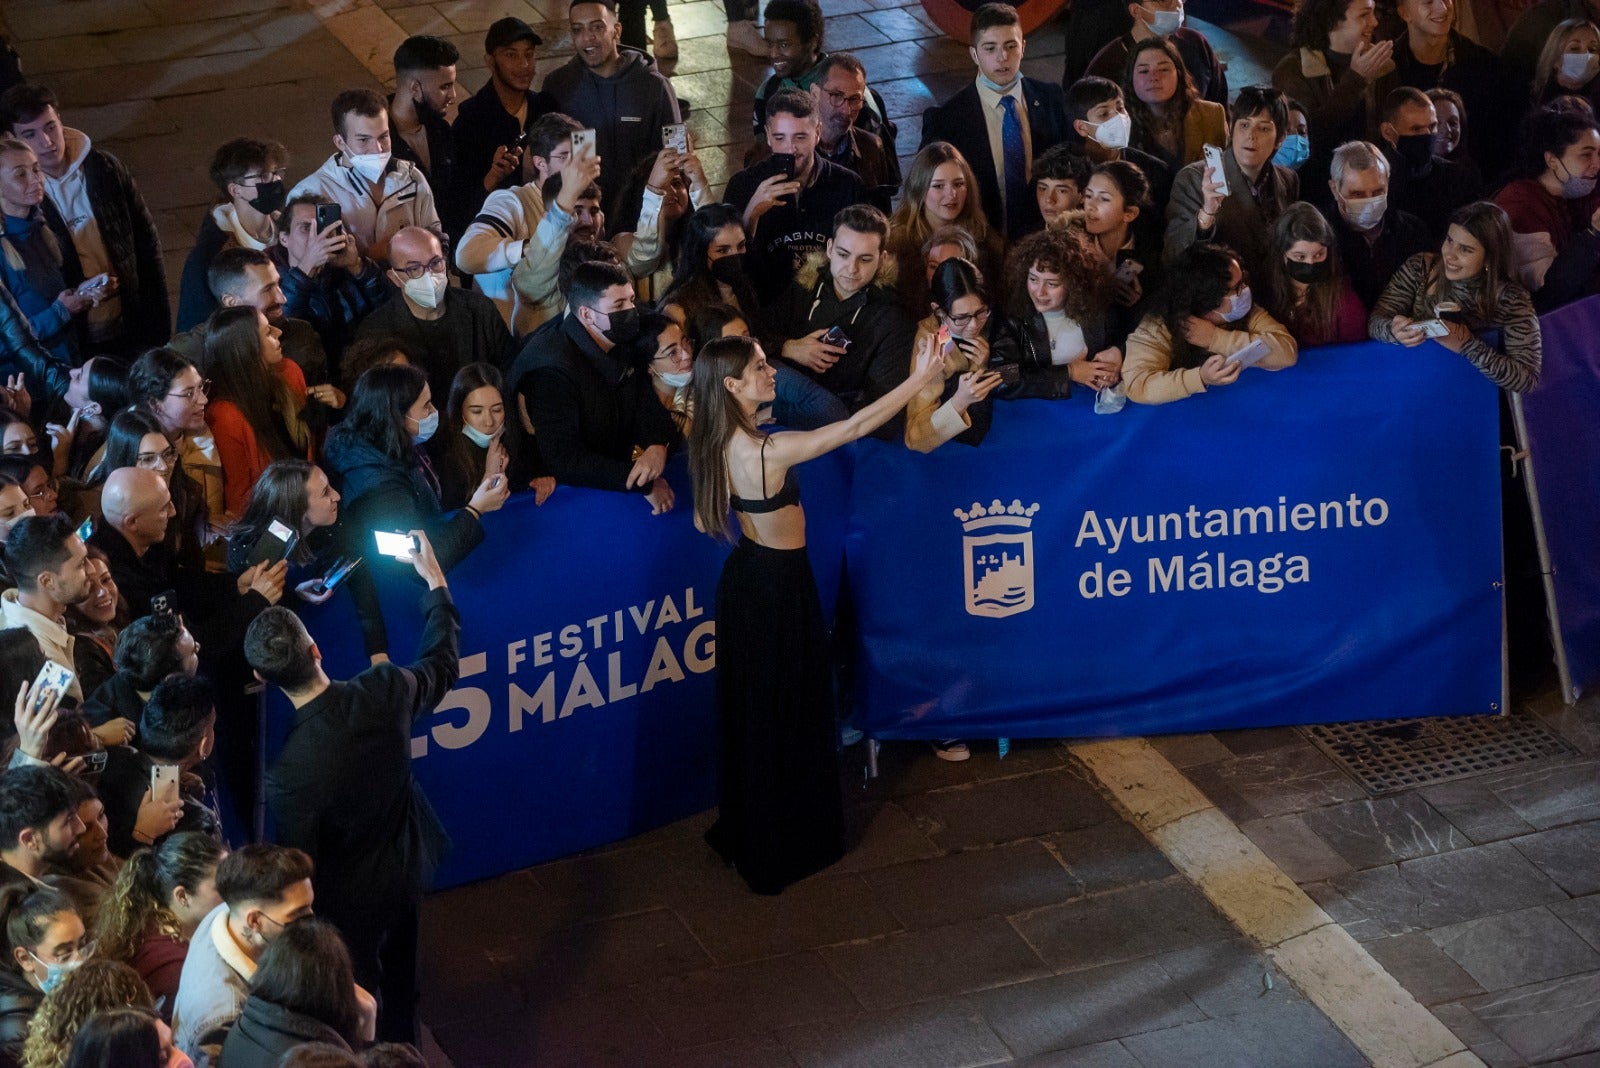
xmin=572 ymin=129 xmax=597 ymax=157
xmin=30 ymin=661 xmax=73 ymax=714
xmin=662 ymin=122 xmax=688 ymax=154
xmin=373 ymin=530 xmax=420 ymax=559
xmin=1203 ymin=144 xmax=1230 ymax=197
xmin=1415 ymin=319 xmax=1450 ymax=338
xmin=150 ymin=763 xmax=181 ymax=800
xmin=1226 ymin=339 xmax=1272 ymax=368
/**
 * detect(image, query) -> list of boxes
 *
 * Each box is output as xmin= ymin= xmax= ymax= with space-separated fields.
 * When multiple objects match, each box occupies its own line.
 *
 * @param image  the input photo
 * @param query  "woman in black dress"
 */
xmin=686 ymin=334 xmax=940 ymax=894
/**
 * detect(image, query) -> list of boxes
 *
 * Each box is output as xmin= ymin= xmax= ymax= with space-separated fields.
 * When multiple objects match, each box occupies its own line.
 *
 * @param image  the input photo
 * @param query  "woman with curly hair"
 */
xmin=94 ymin=834 xmax=225 ymax=1021
xmin=1125 ymin=241 xmax=1298 ymax=404
xmin=886 ymin=143 xmax=1001 ymax=313
xmin=21 ymin=960 xmax=153 ymax=1068
xmin=1000 ymin=228 xmax=1120 ymax=400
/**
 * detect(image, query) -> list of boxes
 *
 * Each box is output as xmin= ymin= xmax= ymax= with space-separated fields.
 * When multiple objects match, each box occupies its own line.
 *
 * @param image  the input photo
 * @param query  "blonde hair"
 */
xmin=888 ymin=143 xmax=995 ymax=258
xmin=1533 ymin=18 xmax=1600 ymax=102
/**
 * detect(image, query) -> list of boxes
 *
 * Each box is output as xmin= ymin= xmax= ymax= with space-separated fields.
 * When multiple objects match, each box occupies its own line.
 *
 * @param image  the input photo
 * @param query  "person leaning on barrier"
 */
xmin=428 ymin=362 xmax=543 ymax=510
xmin=245 ymin=530 xmax=457 ymax=1045
xmin=1368 ymin=201 xmax=1542 ymax=394
xmin=1324 ymin=139 xmax=1432 ymax=308
xmin=1000 ymin=227 xmax=1121 ymax=400
xmin=1124 ymin=241 xmax=1298 ymax=405
xmin=906 ymin=257 xmax=1005 ymax=453
xmin=1258 ymin=201 xmax=1369 ymax=347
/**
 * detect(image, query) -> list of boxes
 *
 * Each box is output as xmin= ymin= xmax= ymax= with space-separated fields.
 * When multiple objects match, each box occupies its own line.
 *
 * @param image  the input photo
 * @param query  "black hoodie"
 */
xmin=540 ymin=46 xmax=681 ymax=208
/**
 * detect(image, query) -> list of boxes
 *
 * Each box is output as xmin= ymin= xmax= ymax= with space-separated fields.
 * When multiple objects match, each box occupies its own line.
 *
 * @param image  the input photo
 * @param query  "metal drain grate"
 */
xmin=1303 ymin=715 xmax=1577 ymax=796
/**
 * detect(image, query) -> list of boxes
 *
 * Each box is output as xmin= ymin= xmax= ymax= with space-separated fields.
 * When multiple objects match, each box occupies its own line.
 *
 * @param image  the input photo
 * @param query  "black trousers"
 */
xmin=329 ymin=898 xmax=421 ymax=1045
xmin=619 ymin=0 xmax=671 ymax=49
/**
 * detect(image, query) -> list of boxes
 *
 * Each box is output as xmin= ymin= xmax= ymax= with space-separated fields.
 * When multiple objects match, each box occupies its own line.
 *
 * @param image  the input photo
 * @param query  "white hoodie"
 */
xmin=43 ymin=127 xmax=120 ymax=331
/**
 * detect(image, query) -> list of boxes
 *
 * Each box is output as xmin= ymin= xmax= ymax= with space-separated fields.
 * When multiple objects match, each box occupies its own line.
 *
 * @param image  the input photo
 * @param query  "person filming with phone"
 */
xmin=245 ymin=528 xmax=458 ymax=1044
xmin=273 ymin=194 xmax=390 ymax=381
xmin=0 ymin=515 xmax=95 ymax=704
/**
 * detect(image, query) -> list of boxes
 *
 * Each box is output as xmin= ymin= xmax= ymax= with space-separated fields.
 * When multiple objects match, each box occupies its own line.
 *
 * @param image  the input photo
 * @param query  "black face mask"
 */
xmin=709 ymin=253 xmax=746 ymax=285
xmin=598 ymin=306 xmax=642 ymax=345
xmin=1395 ymin=133 xmax=1435 ymax=172
xmin=1284 ymin=258 xmax=1330 ymax=284
xmin=246 ymin=179 xmax=287 ymax=216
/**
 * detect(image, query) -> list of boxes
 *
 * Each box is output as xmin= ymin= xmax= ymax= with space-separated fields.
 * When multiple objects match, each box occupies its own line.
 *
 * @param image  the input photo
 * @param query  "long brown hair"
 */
xmin=1425 ymin=201 xmax=1518 ymax=319
xmin=888 ymin=143 xmax=995 ymax=257
xmin=1260 ymin=203 xmax=1346 ymax=342
xmin=202 ymin=305 xmax=308 ymax=459
xmin=1123 ymin=37 xmax=1197 ymax=146
xmin=687 ymin=336 xmax=762 ymax=543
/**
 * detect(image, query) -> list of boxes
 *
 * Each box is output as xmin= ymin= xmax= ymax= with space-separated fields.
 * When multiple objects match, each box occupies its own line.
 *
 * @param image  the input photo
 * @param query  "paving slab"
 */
xmin=777 ymin=997 xmax=1012 ymax=1068
xmin=1326 ymin=842 xmax=1568 ymax=938
xmin=1464 ymin=971 xmax=1600 ymax=1063
xmin=1301 ymin=794 xmax=1470 ymax=870
xmin=1509 ymin=822 xmax=1600 ymax=895
xmin=1429 ymin=907 xmax=1600 ymax=993
xmin=1118 ymin=1001 xmax=1369 ymax=1068
xmin=1011 ymin=876 xmax=1236 ymax=973
xmin=819 ymin=915 xmax=1051 ymax=1009
xmin=861 ymin=838 xmax=1083 ymax=929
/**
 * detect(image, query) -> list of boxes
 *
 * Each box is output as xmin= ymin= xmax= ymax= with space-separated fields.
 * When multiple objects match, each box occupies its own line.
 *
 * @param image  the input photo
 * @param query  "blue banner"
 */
xmin=1520 ymin=298 xmax=1600 ymax=695
xmin=279 ymin=453 xmax=851 ymax=888
xmin=845 ymin=341 xmax=1506 ymax=739
xmin=278 ymin=341 xmax=1506 ymax=887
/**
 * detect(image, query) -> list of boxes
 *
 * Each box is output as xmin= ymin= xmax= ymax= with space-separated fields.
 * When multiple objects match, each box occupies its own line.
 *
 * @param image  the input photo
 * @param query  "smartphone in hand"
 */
xmin=374 ymin=531 xmax=420 ymax=559
xmin=572 ymin=129 xmax=598 ymax=157
xmin=1203 ymin=144 xmax=1230 ymax=197
xmin=662 ymin=123 xmax=688 ymax=154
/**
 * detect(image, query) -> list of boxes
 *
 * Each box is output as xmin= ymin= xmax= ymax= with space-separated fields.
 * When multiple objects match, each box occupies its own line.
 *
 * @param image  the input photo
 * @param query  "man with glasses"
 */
xmin=751 ymin=0 xmax=898 ymax=155
xmin=809 ymin=54 xmax=899 ymax=192
xmin=0 ymin=515 xmax=94 ymax=702
xmin=355 ymin=226 xmax=511 ymax=401
xmin=0 ymin=765 xmax=83 ymax=889
xmin=176 ymin=138 xmax=290 ymax=331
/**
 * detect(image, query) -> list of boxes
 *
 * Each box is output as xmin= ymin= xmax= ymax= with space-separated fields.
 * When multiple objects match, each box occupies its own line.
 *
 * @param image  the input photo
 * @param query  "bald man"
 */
xmin=92 ymin=466 xmax=287 ymax=658
xmin=353 ymin=226 xmax=511 ymax=399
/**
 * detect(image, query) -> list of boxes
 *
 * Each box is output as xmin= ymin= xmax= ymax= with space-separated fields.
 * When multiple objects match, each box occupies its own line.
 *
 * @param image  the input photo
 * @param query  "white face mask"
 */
xmin=658 ymin=369 xmax=693 ymax=389
xmin=1147 ymin=6 xmax=1184 ymax=34
xmin=1562 ymin=51 xmax=1600 ymax=83
xmin=1092 ymin=111 xmax=1132 ymax=149
xmin=1219 ymin=285 xmax=1252 ymax=322
xmin=0 ymin=507 xmax=35 ymax=539
xmin=345 ymin=151 xmax=391 ymax=184
xmin=1339 ymin=192 xmax=1387 ymax=231
xmin=403 ymin=271 xmax=447 ymax=309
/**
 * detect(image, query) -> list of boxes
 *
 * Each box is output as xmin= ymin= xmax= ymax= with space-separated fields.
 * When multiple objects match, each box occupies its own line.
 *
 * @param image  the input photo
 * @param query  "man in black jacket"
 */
xmin=759 ymin=204 xmax=917 ymax=422
xmin=272 ymin=195 xmax=392 ymax=385
xmin=921 ymin=3 xmax=1070 ymax=239
xmin=246 ymin=531 xmax=457 ymax=1043
xmin=390 ymin=36 xmax=465 ymax=246
xmin=724 ymin=89 xmax=866 ymax=302
xmin=522 ymin=261 xmax=679 ymax=512
xmin=0 ymin=82 xmax=170 ymax=356
xmin=1325 ymin=139 xmax=1432 ymax=308
xmin=450 ymin=18 xmax=555 ymax=242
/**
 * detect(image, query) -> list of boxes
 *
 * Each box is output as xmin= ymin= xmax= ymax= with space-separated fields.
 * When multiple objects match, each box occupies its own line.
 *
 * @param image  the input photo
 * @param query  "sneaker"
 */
xmin=840 ymin=725 xmax=864 ymax=747
xmin=653 ymin=19 xmax=679 ymax=59
xmin=726 ymin=19 xmax=770 ymax=57
xmin=931 ymin=739 xmax=970 ymax=762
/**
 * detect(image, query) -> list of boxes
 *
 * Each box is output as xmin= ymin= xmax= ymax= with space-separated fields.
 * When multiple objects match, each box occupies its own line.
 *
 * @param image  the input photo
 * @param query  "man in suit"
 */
xmin=920 ymin=2 xmax=1071 ymax=239
xmin=245 ymin=531 xmax=458 ymax=1044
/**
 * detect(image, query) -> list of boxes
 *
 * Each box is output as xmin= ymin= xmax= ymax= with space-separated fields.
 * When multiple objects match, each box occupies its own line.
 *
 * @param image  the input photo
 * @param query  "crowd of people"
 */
xmin=0 ymin=0 xmax=1577 ymax=1056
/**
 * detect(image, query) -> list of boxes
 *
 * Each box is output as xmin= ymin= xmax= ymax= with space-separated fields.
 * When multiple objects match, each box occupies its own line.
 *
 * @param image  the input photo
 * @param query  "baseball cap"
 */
xmin=485 ymin=16 xmax=543 ymax=52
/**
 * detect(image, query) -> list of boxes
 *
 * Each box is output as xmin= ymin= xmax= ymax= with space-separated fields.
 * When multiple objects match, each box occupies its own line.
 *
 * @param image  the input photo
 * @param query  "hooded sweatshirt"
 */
xmin=42 ymin=128 xmax=120 ymax=335
xmin=539 ymin=46 xmax=680 ymax=207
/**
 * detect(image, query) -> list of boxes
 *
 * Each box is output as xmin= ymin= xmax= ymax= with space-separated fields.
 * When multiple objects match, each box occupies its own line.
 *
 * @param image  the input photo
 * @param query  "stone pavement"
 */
xmin=14 ymin=1 xmax=1596 ymax=1065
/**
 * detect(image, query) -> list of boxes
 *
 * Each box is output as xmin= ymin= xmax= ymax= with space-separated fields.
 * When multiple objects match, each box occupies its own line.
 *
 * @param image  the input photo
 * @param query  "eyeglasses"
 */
xmin=241 ymin=168 xmax=288 ymax=184
xmin=136 ymin=447 xmax=178 ymax=469
xmin=653 ymin=343 xmax=691 ymax=364
xmin=35 ymin=939 xmax=94 ymax=966
xmin=168 ymin=379 xmax=210 ymax=402
xmin=26 ymin=479 xmax=56 ymax=501
xmin=393 ymin=256 xmax=449 ymax=280
xmin=821 ymin=88 xmax=867 ymax=110
xmin=944 ymin=306 xmax=991 ymax=329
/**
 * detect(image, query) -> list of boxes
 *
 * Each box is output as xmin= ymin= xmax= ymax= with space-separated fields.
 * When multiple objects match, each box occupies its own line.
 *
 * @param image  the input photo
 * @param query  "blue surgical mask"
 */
xmin=28 ymin=952 xmax=84 ymax=994
xmin=1220 ymin=286 xmax=1253 ymax=322
xmin=1147 ymin=7 xmax=1184 ymax=34
xmin=1272 ymin=134 xmax=1310 ymax=170
xmin=978 ymin=73 xmax=1019 ymax=93
xmin=461 ymin=423 xmax=498 ymax=449
xmin=411 ymin=410 xmax=439 ymax=445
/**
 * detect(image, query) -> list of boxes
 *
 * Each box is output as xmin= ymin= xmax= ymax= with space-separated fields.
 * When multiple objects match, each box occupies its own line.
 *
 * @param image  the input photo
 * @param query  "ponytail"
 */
xmin=95 ymin=833 xmax=224 ymax=963
xmin=0 ymin=884 xmax=74 ymax=976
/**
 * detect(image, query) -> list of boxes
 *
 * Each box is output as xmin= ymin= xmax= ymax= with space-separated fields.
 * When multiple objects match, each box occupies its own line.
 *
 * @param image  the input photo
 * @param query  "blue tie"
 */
xmin=999 ymin=94 xmax=1027 ymax=237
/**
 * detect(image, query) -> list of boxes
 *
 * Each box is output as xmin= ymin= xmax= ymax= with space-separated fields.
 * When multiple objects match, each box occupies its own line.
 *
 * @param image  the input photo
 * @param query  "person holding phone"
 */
xmin=322 ymin=364 xmax=507 ymax=659
xmin=273 ymin=195 xmax=389 ymax=383
xmin=245 ymin=529 xmax=457 ymax=1042
xmin=1125 ymin=241 xmax=1298 ymax=404
xmin=0 ymin=136 xmax=100 ymax=367
xmin=907 ymin=257 xmax=1007 ymax=454
xmin=687 ymin=334 xmax=942 ymax=894
xmin=1369 ymin=201 xmax=1541 ymax=392
xmin=999 ymin=227 xmax=1122 ymax=400
xmin=1164 ymin=85 xmax=1300 ymax=279
xmin=226 ymin=460 xmax=352 ymax=606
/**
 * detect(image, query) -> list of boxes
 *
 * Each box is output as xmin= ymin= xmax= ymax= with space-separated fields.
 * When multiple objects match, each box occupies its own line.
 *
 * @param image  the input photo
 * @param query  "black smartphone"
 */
xmin=314 ymin=203 xmax=343 ymax=234
xmin=995 ymin=363 xmax=1022 ymax=387
xmin=511 ymin=129 xmax=530 ymax=151
xmin=768 ymin=152 xmax=796 ymax=179
xmin=821 ymin=325 xmax=852 ymax=350
xmin=245 ymin=518 xmax=299 ymax=569
xmin=150 ymin=590 xmax=176 ymax=618
xmin=82 ymin=750 xmax=108 ymax=775
xmin=310 ymin=556 xmax=362 ymax=596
